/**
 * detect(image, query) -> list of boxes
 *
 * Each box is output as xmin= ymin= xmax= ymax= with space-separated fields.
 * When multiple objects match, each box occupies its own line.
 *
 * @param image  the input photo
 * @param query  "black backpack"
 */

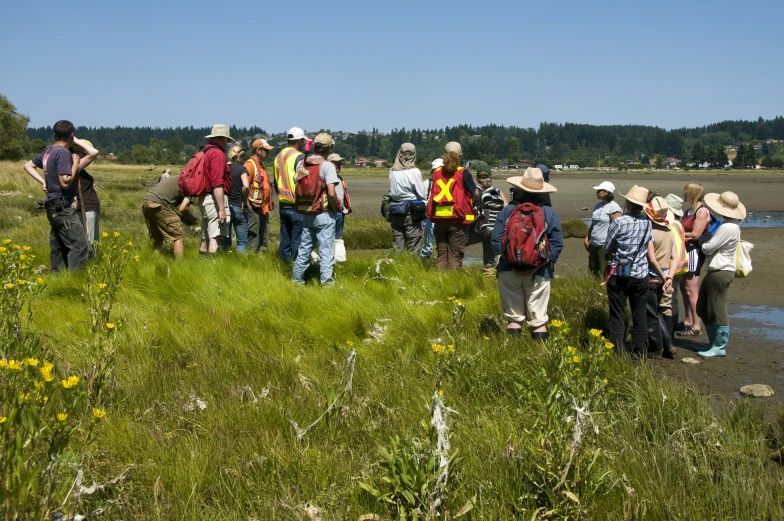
xmin=474 ymin=187 xmax=505 ymax=237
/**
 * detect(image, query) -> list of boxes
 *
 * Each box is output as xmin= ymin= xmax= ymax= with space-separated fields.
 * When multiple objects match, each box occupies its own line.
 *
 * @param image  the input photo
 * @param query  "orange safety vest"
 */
xmin=274 ymin=147 xmax=304 ymax=205
xmin=245 ymin=157 xmax=271 ymax=213
xmin=426 ymin=167 xmax=475 ymax=224
xmin=668 ymin=220 xmax=689 ymax=275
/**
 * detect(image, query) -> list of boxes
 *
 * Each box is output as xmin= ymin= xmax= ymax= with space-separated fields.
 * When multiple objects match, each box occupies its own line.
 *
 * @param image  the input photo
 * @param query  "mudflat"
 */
xmin=344 ymin=172 xmax=784 ymax=413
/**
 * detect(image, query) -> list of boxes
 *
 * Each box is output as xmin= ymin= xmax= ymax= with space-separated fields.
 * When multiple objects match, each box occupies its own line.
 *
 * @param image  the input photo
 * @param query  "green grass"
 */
xmin=1 ymin=161 xmax=783 ymax=520
xmin=561 ymin=218 xmax=589 ymax=238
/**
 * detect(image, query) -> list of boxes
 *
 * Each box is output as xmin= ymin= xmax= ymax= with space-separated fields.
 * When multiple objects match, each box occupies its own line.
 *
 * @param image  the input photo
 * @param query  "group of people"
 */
xmin=586 ymin=181 xmax=745 ymax=359
xmin=23 ymin=121 xmax=746 ymax=359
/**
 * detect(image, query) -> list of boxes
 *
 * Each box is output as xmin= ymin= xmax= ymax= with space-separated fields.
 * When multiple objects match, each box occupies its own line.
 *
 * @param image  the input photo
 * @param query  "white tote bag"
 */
xmin=734 ymin=240 xmax=753 ymax=278
xmin=334 ymin=239 xmax=347 ymax=263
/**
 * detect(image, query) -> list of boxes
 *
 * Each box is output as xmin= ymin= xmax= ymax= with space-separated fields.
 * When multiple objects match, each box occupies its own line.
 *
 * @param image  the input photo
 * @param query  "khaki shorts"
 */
xmin=198 ymin=194 xmax=229 ymax=240
xmin=498 ymin=270 xmax=551 ymax=328
xmin=142 ymin=200 xmax=183 ymax=242
xmin=660 ymin=285 xmax=674 ymax=316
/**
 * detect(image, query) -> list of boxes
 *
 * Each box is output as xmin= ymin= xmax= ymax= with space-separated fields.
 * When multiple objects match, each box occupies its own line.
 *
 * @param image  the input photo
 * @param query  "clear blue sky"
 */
xmin=2 ymin=0 xmax=782 ymax=133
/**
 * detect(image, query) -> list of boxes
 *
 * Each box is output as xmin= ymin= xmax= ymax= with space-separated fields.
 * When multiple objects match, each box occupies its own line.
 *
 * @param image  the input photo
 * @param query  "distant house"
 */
xmin=753 ymin=144 xmax=763 ymax=151
xmin=374 ymin=160 xmax=387 ymax=168
xmin=354 ymin=158 xmax=370 ymax=167
xmin=569 ymin=164 xmax=579 ymax=170
xmin=515 ymin=160 xmax=529 ymax=168
xmin=554 ymin=164 xmax=564 ymax=170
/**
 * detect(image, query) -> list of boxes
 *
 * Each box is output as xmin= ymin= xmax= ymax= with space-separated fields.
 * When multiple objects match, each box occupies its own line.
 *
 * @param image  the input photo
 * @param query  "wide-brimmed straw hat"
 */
xmin=645 ymin=196 xmax=674 ymax=225
xmin=704 ymin=191 xmax=746 ymax=220
xmin=205 ymin=124 xmax=234 ymax=141
xmin=620 ymin=185 xmax=649 ymax=206
xmin=506 ymin=167 xmax=557 ymax=193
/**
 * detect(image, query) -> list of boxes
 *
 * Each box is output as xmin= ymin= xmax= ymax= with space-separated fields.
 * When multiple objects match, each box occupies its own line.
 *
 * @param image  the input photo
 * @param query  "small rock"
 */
xmin=681 ymin=357 xmax=700 ymax=365
xmin=740 ymin=384 xmax=775 ymax=398
xmin=581 ymin=207 xmax=589 ymax=211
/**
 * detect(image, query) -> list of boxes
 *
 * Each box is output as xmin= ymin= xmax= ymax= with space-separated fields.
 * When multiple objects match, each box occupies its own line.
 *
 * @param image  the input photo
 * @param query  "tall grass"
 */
xmin=1 ymin=161 xmax=782 ymax=519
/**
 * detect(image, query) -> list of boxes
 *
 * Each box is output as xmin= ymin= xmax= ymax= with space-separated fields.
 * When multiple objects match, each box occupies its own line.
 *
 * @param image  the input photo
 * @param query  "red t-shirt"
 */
xmin=204 ymin=140 xmax=231 ymax=192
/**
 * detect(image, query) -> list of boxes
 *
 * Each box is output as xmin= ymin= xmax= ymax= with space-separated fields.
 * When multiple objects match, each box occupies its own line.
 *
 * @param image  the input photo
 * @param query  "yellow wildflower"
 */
xmin=447 ymin=296 xmax=455 ymax=301
xmin=113 ymin=231 xmax=120 ymax=238
xmin=1 ymin=239 xmax=10 ymax=244
xmin=61 ymin=375 xmax=80 ymax=389
xmin=57 ymin=413 xmax=68 ymax=422
xmin=33 ymin=380 xmax=44 ymax=389
xmin=29 ymin=254 xmax=35 ymax=259
xmin=0 ymin=247 xmax=5 ymax=253
xmin=346 ymin=340 xmax=354 ymax=348
xmin=19 ymin=264 xmax=27 ymax=270
xmin=7 ymin=360 xmax=22 ymax=371
xmin=0 ymin=416 xmax=6 ymax=424
xmin=40 ymin=361 xmax=54 ymax=382
xmin=112 ymin=245 xmax=117 ymax=249
xmin=22 ymin=246 xmax=31 ymax=251
xmin=603 ymin=378 xmax=609 ymax=384
xmin=483 ymin=336 xmax=490 ymax=340
xmin=572 ymin=355 xmax=582 ymax=364
xmin=431 ymin=343 xmax=445 ymax=354
xmin=455 ymin=299 xmax=462 ymax=305
xmin=127 ymin=241 xmax=133 ymax=246
xmin=567 ymin=346 xmax=577 ymax=354
xmin=550 ymin=319 xmax=565 ymax=328
xmin=24 ymin=358 xmax=39 ymax=367
xmin=92 ymin=408 xmax=106 ymax=419
xmin=12 ymin=244 xmax=20 ymax=250
xmin=588 ymin=329 xmax=603 ymax=338
xmin=447 ymin=344 xmax=455 ymax=352
xmin=41 ymin=396 xmax=48 ymax=404
xmin=438 ymin=390 xmax=444 ymax=396
xmin=19 ymin=393 xmax=30 ymax=402
xmin=101 ymin=232 xmax=108 ymax=238
xmin=19 ymin=254 xmax=27 ymax=260
xmin=37 ymin=278 xmax=45 ymax=285
xmin=5 ymin=283 xmax=14 ymax=290
xmin=604 ymin=340 xmax=614 ymax=350
xmin=122 ymin=249 xmax=128 ymax=254
xmin=0 ymin=360 xmax=6 ymax=368
xmin=17 ymin=279 xmax=26 ymax=286
xmin=106 ymin=322 xmax=115 ymax=330
xmin=134 ymin=255 xmax=140 ymax=262
xmin=98 ymin=283 xmax=107 ymax=290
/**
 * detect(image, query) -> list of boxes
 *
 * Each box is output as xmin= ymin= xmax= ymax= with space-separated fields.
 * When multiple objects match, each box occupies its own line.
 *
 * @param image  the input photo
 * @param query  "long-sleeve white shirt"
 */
xmin=389 ymin=168 xmax=427 ymax=201
xmin=701 ymin=221 xmax=740 ymax=272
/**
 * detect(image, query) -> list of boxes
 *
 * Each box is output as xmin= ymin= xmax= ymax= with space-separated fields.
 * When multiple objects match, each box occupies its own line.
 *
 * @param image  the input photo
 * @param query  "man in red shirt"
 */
xmin=199 ymin=124 xmax=233 ymax=254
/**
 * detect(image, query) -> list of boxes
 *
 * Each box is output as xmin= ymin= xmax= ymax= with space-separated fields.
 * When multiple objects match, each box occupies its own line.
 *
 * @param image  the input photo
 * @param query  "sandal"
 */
xmin=674 ymin=322 xmax=689 ymax=332
xmin=676 ymin=326 xmax=701 ymax=337
xmin=663 ymin=348 xmax=677 ymax=359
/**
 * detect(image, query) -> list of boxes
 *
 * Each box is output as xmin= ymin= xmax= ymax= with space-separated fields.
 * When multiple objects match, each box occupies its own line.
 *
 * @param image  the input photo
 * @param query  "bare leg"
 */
xmin=684 ymin=274 xmax=701 ymax=331
xmin=208 ymin=238 xmax=219 ymax=254
xmin=173 ymin=239 xmax=185 ymax=259
xmin=679 ymin=275 xmax=692 ymax=327
xmin=200 ymin=240 xmax=208 ymax=254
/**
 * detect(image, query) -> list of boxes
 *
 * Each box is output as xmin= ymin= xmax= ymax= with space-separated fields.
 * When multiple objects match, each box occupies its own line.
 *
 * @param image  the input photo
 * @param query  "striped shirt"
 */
xmin=605 ymin=213 xmax=653 ymax=279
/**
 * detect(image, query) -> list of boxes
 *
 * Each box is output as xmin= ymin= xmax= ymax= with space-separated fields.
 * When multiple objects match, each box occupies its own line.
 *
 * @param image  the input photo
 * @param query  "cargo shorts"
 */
xmin=142 ymin=200 xmax=184 ymax=242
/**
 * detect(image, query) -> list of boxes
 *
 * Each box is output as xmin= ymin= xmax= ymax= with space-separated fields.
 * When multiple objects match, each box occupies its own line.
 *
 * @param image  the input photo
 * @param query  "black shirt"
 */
xmin=228 ymin=163 xmax=248 ymax=206
xmin=77 ymin=170 xmax=100 ymax=211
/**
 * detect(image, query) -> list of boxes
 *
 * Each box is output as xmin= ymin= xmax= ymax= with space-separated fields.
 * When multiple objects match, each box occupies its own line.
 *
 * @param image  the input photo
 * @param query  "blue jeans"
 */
xmin=293 ymin=213 xmax=336 ymax=285
xmin=224 ymin=205 xmax=248 ymax=253
xmin=279 ymin=205 xmax=304 ymax=264
xmin=334 ymin=212 xmax=345 ymax=240
xmin=420 ymin=218 xmax=434 ymax=258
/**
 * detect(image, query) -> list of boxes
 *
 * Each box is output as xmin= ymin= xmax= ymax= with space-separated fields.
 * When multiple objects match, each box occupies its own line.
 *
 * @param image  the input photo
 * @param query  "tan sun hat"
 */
xmin=645 ymin=196 xmax=674 ymax=224
xmin=327 ymin=153 xmax=343 ymax=162
xmin=665 ymin=193 xmax=684 ymax=217
xmin=205 ymin=124 xmax=234 ymax=141
xmin=445 ymin=141 xmax=462 ymax=155
xmin=314 ymin=133 xmax=334 ymax=147
xmin=251 ymin=138 xmax=274 ymax=150
xmin=620 ymin=185 xmax=649 ymax=206
xmin=506 ymin=167 xmax=557 ymax=193
xmin=704 ymin=191 xmax=746 ymax=220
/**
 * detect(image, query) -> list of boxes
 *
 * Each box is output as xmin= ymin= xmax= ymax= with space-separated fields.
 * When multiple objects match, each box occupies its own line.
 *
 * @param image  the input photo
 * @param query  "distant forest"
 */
xmin=26 ymin=117 xmax=784 ymax=168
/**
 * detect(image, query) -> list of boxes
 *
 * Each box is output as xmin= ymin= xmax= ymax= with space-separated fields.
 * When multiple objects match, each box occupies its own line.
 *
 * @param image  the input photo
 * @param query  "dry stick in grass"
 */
xmin=554 ymin=397 xmax=594 ymax=493
xmin=290 ymin=349 xmax=356 ymax=441
xmin=429 ymin=389 xmax=459 ymax=517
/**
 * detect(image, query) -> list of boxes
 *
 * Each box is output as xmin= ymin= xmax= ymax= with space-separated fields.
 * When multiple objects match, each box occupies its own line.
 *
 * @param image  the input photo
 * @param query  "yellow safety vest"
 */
xmin=274 ymin=147 xmax=304 ymax=204
xmin=668 ymin=221 xmax=689 ymax=275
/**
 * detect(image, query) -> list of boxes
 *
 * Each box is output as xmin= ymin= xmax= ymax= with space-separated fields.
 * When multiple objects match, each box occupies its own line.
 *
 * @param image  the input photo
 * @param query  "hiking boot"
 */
xmin=531 ymin=331 xmax=549 ymax=343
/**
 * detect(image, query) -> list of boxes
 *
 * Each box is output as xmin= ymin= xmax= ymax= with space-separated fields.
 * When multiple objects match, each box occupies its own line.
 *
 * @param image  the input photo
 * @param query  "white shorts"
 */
xmin=199 ymin=193 xmax=230 ymax=240
xmin=498 ymin=271 xmax=551 ymax=328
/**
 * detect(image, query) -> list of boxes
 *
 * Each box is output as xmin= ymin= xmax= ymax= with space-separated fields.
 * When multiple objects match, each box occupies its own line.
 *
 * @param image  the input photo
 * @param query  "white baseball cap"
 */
xmin=431 ymin=158 xmax=444 ymax=170
xmin=286 ymin=127 xmax=306 ymax=140
xmin=592 ymin=181 xmax=616 ymax=193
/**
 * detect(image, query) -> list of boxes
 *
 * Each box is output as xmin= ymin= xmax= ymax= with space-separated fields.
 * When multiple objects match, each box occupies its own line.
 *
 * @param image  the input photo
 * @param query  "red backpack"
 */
xmin=501 ymin=203 xmax=549 ymax=270
xmin=295 ymin=156 xmax=328 ymax=214
xmin=178 ymin=145 xmax=217 ymax=197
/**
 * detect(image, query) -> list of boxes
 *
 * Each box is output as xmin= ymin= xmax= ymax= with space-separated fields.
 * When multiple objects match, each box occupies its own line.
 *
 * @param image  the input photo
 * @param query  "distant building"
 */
xmin=554 ymin=164 xmax=564 ymax=170
xmin=374 ymin=160 xmax=387 ymax=168
xmin=569 ymin=164 xmax=579 ymax=170
xmin=354 ymin=158 xmax=370 ymax=167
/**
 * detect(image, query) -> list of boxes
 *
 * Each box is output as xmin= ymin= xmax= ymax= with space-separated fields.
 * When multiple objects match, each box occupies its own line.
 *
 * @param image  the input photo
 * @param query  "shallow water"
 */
xmin=581 ymin=211 xmax=784 ymax=228
xmin=730 ymin=305 xmax=784 ymax=341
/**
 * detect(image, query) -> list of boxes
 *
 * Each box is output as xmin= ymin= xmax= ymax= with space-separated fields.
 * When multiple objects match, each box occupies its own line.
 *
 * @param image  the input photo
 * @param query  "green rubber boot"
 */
xmin=699 ymin=325 xmax=728 ymax=358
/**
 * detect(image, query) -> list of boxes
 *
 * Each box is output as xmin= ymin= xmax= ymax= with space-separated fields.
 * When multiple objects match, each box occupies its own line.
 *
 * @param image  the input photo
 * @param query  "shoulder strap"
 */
xmin=633 ymin=219 xmax=650 ymax=256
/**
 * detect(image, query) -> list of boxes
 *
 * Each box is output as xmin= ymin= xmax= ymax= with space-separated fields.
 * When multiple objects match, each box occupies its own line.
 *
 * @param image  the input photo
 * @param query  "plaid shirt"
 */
xmin=605 ymin=213 xmax=653 ymax=279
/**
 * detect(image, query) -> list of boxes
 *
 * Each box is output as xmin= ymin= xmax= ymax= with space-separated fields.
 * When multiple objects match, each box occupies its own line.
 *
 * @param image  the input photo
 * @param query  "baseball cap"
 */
xmin=535 ymin=164 xmax=551 ymax=182
xmin=327 ymin=153 xmax=343 ymax=162
xmin=592 ymin=181 xmax=616 ymax=193
xmin=286 ymin=127 xmax=306 ymax=140
xmin=431 ymin=158 xmax=444 ymax=170
xmin=251 ymin=138 xmax=274 ymax=150
xmin=314 ymin=133 xmax=334 ymax=147
xmin=445 ymin=141 xmax=462 ymax=155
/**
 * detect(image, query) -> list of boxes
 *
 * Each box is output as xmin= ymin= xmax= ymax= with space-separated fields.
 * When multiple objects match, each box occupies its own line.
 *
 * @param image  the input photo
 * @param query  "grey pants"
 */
xmin=247 ymin=209 xmax=270 ymax=253
xmin=390 ymin=214 xmax=423 ymax=253
xmin=46 ymin=204 xmax=90 ymax=272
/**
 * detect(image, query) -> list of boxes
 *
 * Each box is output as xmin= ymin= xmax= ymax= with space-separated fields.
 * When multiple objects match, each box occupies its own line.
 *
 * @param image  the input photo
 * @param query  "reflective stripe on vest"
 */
xmin=668 ymin=222 xmax=689 ymax=275
xmin=433 ymin=178 xmax=455 ymax=203
xmin=275 ymin=148 xmax=302 ymax=204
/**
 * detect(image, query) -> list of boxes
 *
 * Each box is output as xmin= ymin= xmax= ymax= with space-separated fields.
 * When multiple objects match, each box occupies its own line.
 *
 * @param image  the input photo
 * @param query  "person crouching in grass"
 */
xmin=142 ymin=174 xmax=197 ymax=259
xmin=491 ymin=168 xmax=562 ymax=341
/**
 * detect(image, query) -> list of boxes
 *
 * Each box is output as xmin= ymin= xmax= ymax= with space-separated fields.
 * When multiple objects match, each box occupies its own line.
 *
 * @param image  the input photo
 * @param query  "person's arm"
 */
xmin=700 ymin=225 xmax=730 ymax=256
xmin=647 ymin=242 xmax=666 ymax=280
xmin=327 ymin=183 xmax=340 ymax=213
xmin=609 ymin=211 xmax=622 ymax=221
xmin=23 ymin=160 xmax=47 ymax=192
xmin=663 ymin=242 xmax=678 ymax=292
xmin=546 ymin=210 xmax=564 ymax=264
xmin=241 ymin=171 xmax=249 ymax=210
xmin=685 ymin=207 xmax=710 ymax=240
xmin=604 ymin=220 xmax=619 ymax=255
xmin=412 ymin=170 xmax=427 ymax=200
xmin=490 ymin=207 xmax=509 ymax=257
xmin=59 ymin=153 xmax=81 ymax=189
xmin=500 ymin=189 xmax=508 ymax=205
xmin=463 ymin=171 xmax=480 ymax=204
xmin=73 ymin=137 xmax=99 ymax=171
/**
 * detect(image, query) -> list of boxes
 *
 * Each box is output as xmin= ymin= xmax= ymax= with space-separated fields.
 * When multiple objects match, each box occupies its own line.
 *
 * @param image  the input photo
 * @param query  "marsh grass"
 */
xmin=1 ymin=161 xmax=782 ymax=519
xmin=561 ymin=218 xmax=589 ymax=239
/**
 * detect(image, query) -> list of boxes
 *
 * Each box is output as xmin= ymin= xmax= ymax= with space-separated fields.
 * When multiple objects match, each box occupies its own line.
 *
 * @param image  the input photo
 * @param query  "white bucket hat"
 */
xmin=205 ymin=124 xmax=234 ymax=141
xmin=592 ymin=181 xmax=616 ymax=193
xmin=620 ymin=185 xmax=650 ymax=206
xmin=704 ymin=191 xmax=746 ymax=220
xmin=507 ymin=167 xmax=557 ymax=193
xmin=665 ymin=194 xmax=684 ymax=217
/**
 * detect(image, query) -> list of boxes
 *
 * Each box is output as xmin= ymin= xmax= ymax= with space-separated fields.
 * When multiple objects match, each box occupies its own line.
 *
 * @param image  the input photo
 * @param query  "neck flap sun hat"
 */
xmin=704 ymin=191 xmax=746 ymax=220
xmin=205 ymin=124 xmax=234 ymax=141
xmin=391 ymin=143 xmax=417 ymax=171
xmin=506 ymin=167 xmax=557 ymax=193
xmin=645 ymin=196 xmax=674 ymax=225
xmin=665 ymin=193 xmax=684 ymax=217
xmin=620 ymin=185 xmax=649 ymax=206
xmin=445 ymin=141 xmax=462 ymax=155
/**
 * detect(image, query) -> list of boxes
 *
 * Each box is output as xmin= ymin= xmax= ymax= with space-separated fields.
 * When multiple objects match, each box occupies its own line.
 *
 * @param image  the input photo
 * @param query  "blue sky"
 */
xmin=2 ymin=0 xmax=782 ymax=133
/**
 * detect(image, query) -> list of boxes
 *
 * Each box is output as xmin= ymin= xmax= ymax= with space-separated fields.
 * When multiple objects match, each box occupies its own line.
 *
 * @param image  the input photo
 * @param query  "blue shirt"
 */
xmin=491 ymin=204 xmax=563 ymax=279
xmin=605 ymin=213 xmax=653 ymax=279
